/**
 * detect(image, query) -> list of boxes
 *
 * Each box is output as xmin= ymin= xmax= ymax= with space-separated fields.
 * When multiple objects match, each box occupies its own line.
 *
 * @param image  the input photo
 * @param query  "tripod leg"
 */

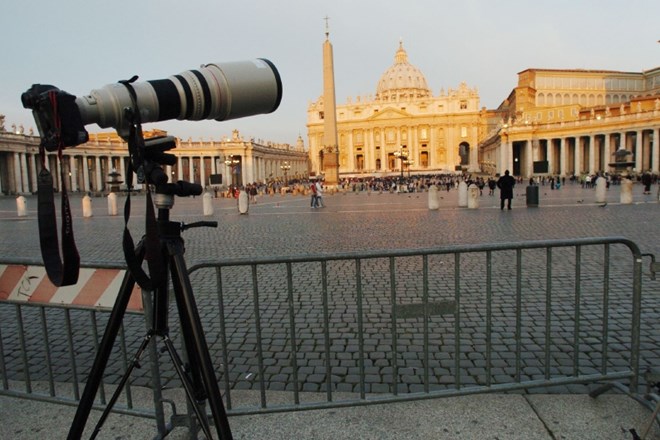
xmin=67 ymin=270 xmax=138 ymax=440
xmin=169 ymin=246 xmax=233 ymax=440
xmin=160 ymin=335 xmax=215 ymax=440
xmin=89 ymin=331 xmax=155 ymax=439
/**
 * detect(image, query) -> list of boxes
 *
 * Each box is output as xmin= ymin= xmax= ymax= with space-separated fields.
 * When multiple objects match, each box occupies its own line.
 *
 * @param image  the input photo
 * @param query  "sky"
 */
xmin=1 ymin=0 xmax=658 ymax=147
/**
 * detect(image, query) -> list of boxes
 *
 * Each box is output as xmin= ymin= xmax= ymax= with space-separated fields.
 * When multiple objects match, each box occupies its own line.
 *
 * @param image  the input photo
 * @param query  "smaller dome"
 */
xmin=376 ymin=41 xmax=431 ymax=101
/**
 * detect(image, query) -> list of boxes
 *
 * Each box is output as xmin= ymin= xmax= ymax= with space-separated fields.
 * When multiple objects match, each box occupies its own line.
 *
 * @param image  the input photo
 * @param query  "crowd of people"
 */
xmin=216 ymin=170 xmax=658 ymax=208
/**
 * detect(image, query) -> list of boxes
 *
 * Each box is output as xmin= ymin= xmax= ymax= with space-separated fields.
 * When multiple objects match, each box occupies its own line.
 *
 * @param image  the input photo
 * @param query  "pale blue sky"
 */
xmin=1 ymin=0 xmax=658 ymax=145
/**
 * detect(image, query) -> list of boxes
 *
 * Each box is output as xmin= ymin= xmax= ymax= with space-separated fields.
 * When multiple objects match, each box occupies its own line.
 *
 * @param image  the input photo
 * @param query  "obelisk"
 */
xmin=321 ymin=17 xmax=339 ymax=186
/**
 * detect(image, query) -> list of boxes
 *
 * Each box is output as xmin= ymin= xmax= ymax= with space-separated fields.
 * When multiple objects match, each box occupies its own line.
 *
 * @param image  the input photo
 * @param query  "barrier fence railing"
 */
xmin=0 ymin=262 xmax=163 ymax=423
xmin=0 ymin=236 xmax=652 ymax=428
xmin=185 ymin=236 xmax=646 ymax=415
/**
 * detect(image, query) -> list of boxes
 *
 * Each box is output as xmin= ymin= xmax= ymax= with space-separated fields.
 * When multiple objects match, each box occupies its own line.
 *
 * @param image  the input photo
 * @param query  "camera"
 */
xmin=22 ymin=59 xmax=283 ymax=151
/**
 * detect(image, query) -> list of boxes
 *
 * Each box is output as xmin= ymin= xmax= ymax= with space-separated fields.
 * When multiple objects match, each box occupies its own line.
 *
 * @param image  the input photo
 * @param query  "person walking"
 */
xmin=497 ymin=170 xmax=516 ymax=210
xmin=310 ymin=181 xmax=318 ymax=208
xmin=315 ymin=180 xmax=325 ymax=208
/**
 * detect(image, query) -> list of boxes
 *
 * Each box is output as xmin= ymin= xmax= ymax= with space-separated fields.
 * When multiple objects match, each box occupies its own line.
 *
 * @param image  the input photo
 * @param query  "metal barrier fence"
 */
xmin=0 ymin=236 xmax=650 ymax=428
xmin=185 ymin=236 xmax=645 ymax=415
xmin=0 ymin=262 xmax=161 ymax=421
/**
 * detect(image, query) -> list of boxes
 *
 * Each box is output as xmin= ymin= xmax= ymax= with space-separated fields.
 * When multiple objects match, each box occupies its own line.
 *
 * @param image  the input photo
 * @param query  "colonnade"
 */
xmin=501 ymin=127 xmax=659 ymax=178
xmin=0 ymin=131 xmax=309 ymax=195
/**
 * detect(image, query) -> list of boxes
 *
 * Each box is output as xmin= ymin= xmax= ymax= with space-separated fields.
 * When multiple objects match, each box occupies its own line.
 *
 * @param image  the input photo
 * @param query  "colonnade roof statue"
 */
xmin=376 ymin=41 xmax=432 ymax=101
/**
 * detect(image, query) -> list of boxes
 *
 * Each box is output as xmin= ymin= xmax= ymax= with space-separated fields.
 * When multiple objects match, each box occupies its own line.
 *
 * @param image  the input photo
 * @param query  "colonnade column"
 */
xmin=200 ymin=156 xmax=206 ymax=188
xmin=546 ymin=139 xmax=554 ymax=175
xmin=603 ymin=133 xmax=612 ymax=171
xmin=29 ymin=154 xmax=38 ymax=192
xmin=13 ymin=153 xmax=22 ymax=193
xmin=524 ymin=140 xmax=533 ymax=177
xmin=94 ymin=156 xmax=102 ymax=192
xmin=588 ymin=135 xmax=596 ymax=174
xmin=498 ymin=139 xmax=507 ymax=175
xmin=19 ymin=153 xmax=29 ymax=193
xmin=69 ymin=155 xmax=78 ymax=191
xmin=635 ymin=130 xmax=643 ymax=172
xmin=574 ymin=137 xmax=582 ymax=174
xmin=559 ymin=138 xmax=567 ymax=176
xmin=653 ymin=128 xmax=660 ymax=173
xmin=82 ymin=155 xmax=90 ymax=192
xmin=177 ymin=156 xmax=183 ymax=181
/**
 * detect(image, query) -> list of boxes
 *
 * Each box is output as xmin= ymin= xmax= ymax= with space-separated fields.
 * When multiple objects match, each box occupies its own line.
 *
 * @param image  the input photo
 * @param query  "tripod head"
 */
xmin=142 ymin=136 xmax=203 ymax=210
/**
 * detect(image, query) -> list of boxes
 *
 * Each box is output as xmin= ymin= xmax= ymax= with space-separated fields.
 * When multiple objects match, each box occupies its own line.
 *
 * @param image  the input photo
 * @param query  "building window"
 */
xmin=318 ymin=111 xmax=324 ymax=120
xmin=460 ymin=100 xmax=467 ymax=110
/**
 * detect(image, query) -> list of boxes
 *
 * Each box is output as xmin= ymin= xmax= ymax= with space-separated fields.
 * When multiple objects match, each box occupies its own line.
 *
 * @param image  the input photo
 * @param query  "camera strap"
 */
xmin=120 ymin=77 xmax=165 ymax=291
xmin=36 ymin=91 xmax=80 ymax=286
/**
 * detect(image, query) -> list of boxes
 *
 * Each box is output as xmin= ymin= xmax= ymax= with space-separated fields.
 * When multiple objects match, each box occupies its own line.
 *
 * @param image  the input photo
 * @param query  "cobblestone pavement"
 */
xmin=1 ymin=182 xmax=659 ymax=397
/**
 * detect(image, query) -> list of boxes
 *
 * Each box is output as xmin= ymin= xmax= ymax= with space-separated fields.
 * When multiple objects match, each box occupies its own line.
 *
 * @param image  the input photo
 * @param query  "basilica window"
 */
xmin=318 ymin=111 xmax=324 ymax=120
xmin=460 ymin=100 xmax=467 ymax=110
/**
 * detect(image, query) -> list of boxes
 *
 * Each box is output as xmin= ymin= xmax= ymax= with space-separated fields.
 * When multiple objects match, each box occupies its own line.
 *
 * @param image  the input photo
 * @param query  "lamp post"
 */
xmin=280 ymin=161 xmax=291 ymax=187
xmin=393 ymin=147 xmax=408 ymax=182
xmin=403 ymin=159 xmax=414 ymax=178
xmin=224 ymin=154 xmax=240 ymax=186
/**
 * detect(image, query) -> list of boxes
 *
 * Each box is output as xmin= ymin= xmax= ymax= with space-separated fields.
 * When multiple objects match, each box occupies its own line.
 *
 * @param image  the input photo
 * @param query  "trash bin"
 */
xmin=526 ymin=185 xmax=539 ymax=207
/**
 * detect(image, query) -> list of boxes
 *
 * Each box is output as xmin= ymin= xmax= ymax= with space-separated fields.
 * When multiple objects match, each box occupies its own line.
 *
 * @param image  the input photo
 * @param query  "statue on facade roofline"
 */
xmin=0 ymin=114 xmax=5 ymax=131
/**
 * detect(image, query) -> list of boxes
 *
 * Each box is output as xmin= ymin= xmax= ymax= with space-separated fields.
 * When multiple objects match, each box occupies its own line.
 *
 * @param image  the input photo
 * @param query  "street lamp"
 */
xmin=403 ymin=159 xmax=414 ymax=178
xmin=393 ymin=147 xmax=408 ymax=181
xmin=224 ymin=154 xmax=240 ymax=186
xmin=280 ymin=161 xmax=291 ymax=187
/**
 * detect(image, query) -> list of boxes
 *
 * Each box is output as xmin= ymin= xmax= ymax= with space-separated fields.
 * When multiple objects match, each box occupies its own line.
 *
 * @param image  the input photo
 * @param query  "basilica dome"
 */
xmin=376 ymin=41 xmax=431 ymax=101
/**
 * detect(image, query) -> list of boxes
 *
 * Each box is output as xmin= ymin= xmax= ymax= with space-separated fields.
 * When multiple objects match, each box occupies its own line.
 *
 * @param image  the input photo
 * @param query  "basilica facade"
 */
xmin=307 ymin=42 xmax=488 ymax=178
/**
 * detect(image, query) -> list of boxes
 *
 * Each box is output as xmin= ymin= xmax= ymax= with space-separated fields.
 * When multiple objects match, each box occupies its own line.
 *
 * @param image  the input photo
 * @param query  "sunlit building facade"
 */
xmin=307 ymin=37 xmax=660 ymax=179
xmin=307 ymin=42 xmax=487 ymax=178
xmin=479 ymin=67 xmax=660 ymax=177
xmin=0 ymin=122 xmax=308 ymax=195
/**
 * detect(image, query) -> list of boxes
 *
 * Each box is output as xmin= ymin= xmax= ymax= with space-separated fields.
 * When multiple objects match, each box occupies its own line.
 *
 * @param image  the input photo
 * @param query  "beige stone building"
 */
xmin=479 ymin=67 xmax=660 ymax=177
xmin=307 ymin=39 xmax=660 ymax=180
xmin=307 ymin=42 xmax=487 ymax=178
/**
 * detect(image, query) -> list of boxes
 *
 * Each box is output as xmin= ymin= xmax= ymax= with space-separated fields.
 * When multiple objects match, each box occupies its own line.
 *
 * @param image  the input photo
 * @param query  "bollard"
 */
xmin=595 ymin=178 xmax=607 ymax=203
xmin=526 ymin=185 xmax=539 ymax=207
xmin=16 ymin=196 xmax=27 ymax=217
xmin=203 ymin=192 xmax=213 ymax=216
xmin=82 ymin=195 xmax=93 ymax=217
xmin=238 ymin=190 xmax=249 ymax=214
xmin=458 ymin=181 xmax=468 ymax=207
xmin=428 ymin=185 xmax=439 ymax=210
xmin=620 ymin=178 xmax=633 ymax=204
xmin=467 ymin=184 xmax=479 ymax=209
xmin=107 ymin=193 xmax=118 ymax=216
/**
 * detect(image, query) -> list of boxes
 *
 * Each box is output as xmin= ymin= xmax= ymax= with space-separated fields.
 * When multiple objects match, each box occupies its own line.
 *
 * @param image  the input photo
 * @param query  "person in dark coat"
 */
xmin=496 ymin=170 xmax=516 ymax=210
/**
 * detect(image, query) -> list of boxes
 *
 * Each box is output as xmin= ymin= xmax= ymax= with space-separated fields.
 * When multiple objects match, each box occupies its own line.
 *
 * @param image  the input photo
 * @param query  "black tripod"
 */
xmin=67 ymin=184 xmax=233 ymax=439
